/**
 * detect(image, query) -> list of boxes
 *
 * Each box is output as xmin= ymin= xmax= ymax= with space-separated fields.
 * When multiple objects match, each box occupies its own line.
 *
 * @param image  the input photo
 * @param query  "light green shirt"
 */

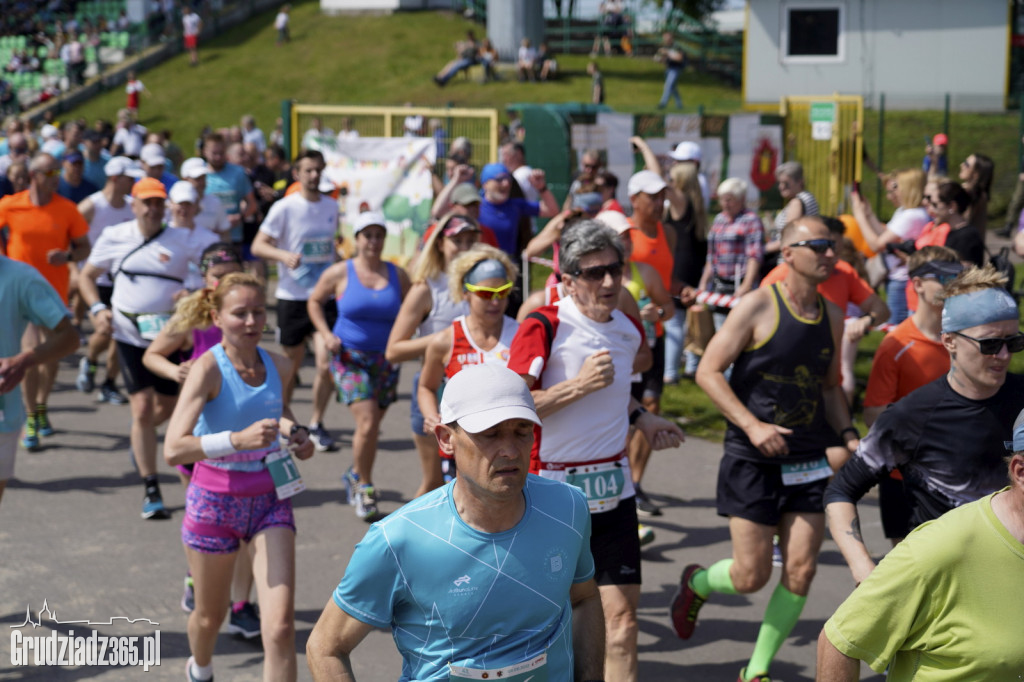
xmin=825 ymin=489 xmax=1024 ymax=680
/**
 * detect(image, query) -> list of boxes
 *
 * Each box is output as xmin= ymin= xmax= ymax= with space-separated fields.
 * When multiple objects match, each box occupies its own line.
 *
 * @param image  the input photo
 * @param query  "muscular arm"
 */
xmin=695 ymin=290 xmax=792 ymax=456
xmin=824 ymin=455 xmax=886 ymax=584
xmin=816 ymin=629 xmax=861 ymax=682
xmin=523 ymin=210 xmax=569 ymax=259
xmin=417 ymin=329 xmax=452 ymax=434
xmin=822 ymin=300 xmax=858 ymax=450
xmin=307 ymin=600 xmax=375 ymax=682
xmin=570 ymin=579 xmax=605 ymax=681
xmin=308 ymin=263 xmax=346 ymax=354
xmin=250 ymin=231 xmax=298 ymax=267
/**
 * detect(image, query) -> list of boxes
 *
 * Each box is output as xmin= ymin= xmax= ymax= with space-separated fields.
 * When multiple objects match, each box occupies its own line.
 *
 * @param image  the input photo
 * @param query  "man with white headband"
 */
xmin=817 ymin=408 xmax=1024 ymax=681
xmin=825 ymin=264 xmax=1024 ymax=585
xmin=306 ymin=363 xmax=605 ymax=681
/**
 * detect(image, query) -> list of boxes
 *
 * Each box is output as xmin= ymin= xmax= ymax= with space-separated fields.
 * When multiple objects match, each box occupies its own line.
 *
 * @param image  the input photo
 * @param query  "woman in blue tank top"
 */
xmin=308 ymin=211 xmax=410 ymax=522
xmin=164 ymin=272 xmax=316 ymax=682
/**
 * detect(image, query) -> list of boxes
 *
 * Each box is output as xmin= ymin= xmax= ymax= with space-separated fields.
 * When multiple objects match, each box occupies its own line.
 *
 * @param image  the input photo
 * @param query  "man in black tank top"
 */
xmin=671 ymin=217 xmax=859 ymax=682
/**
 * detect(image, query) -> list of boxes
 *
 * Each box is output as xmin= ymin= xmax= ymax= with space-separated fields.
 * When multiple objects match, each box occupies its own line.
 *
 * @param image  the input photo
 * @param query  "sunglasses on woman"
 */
xmin=571 ymin=261 xmax=624 ymax=282
xmin=951 ymin=331 xmax=1024 ymax=355
xmin=464 ymin=280 xmax=513 ymax=300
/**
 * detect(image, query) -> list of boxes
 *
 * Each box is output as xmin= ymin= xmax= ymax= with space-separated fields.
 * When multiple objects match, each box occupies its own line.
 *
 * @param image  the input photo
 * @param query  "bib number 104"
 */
xmin=566 ymin=462 xmax=625 ymax=513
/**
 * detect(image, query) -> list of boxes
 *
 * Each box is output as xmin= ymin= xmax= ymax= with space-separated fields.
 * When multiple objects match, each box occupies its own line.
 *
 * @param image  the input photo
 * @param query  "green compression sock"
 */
xmin=690 ymin=559 xmax=738 ymax=599
xmin=744 ymin=583 xmax=807 ymax=679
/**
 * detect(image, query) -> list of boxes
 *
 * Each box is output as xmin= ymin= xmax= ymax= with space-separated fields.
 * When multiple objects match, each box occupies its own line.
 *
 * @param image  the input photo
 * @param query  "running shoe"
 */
xmin=181 ymin=575 xmax=194 ymax=613
xmin=638 ymin=524 xmax=656 ymax=547
xmin=20 ymin=415 xmax=39 ymax=451
xmin=186 ymin=656 xmax=213 ymax=682
xmin=76 ymin=357 xmax=96 ymax=393
xmin=670 ymin=563 xmax=707 ymax=640
xmin=35 ymin=406 xmax=54 ymax=437
xmin=97 ymin=382 xmax=128 ymax=405
xmin=635 ymin=486 xmax=663 ymax=517
xmin=308 ymin=423 xmax=336 ymax=452
xmin=227 ymin=602 xmax=261 ymax=639
xmin=141 ymin=491 xmax=171 ymax=520
xmin=344 ymin=467 xmax=379 ymax=520
xmin=737 ymin=669 xmax=771 ymax=682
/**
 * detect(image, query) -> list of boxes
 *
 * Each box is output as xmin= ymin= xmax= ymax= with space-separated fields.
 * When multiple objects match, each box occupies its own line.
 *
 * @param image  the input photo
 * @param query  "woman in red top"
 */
xmin=417 ymin=245 xmax=519 ymax=481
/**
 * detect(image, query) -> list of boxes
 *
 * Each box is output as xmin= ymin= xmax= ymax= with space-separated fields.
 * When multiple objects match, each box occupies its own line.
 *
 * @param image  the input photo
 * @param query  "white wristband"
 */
xmin=200 ymin=431 xmax=237 ymax=459
xmin=89 ymin=302 xmax=109 ymax=316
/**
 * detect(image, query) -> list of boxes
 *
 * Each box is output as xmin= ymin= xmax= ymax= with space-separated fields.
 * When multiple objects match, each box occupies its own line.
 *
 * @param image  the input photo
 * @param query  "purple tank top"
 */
xmin=190 ymin=326 xmax=223 ymax=361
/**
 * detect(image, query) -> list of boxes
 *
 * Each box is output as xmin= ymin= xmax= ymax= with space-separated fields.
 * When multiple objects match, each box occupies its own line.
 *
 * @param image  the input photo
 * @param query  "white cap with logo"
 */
xmin=352 ymin=211 xmax=387 ymax=235
xmin=669 ymin=140 xmax=702 ymax=162
xmin=627 ymin=170 xmax=667 ymax=196
xmin=440 ymin=364 xmax=541 ymax=433
xmin=104 ymin=156 xmax=144 ymax=178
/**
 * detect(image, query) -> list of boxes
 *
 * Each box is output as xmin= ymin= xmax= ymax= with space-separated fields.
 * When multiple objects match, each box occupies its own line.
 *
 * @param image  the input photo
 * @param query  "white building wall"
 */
xmin=320 ymin=0 xmax=450 ymax=13
xmin=745 ymin=0 xmax=1009 ymax=111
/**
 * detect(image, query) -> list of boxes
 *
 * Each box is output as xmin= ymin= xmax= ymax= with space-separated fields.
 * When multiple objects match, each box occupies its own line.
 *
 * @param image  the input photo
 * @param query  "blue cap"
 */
xmin=1006 ymin=408 xmax=1024 ymax=452
xmin=480 ymin=163 xmax=510 ymax=184
xmin=63 ymin=150 xmax=84 ymax=163
xmin=573 ymin=192 xmax=603 ymax=213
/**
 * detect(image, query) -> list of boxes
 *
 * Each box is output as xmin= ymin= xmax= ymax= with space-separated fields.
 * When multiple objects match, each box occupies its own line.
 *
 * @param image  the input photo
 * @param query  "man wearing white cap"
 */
xmin=508 ymin=219 xmax=685 ymax=681
xmin=167 ymin=180 xmax=219 ymax=291
xmin=180 ymin=157 xmax=229 ymax=239
xmin=251 ymin=149 xmax=340 ymax=451
xmin=307 ymin=363 xmax=606 ymax=682
xmin=825 ymin=264 xmax=1024 ymax=585
xmin=139 ymin=142 xmax=178 ymax=193
xmin=74 ymin=156 xmax=141 ymax=404
xmin=818 ymin=407 xmax=1024 ymax=681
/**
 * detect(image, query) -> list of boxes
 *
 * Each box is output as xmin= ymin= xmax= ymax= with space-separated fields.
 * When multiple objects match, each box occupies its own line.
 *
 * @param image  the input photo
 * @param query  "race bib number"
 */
xmin=566 ymin=459 xmax=625 ymax=513
xmin=301 ymin=236 xmax=334 ymax=264
xmin=780 ymin=457 xmax=833 ymax=486
xmin=135 ymin=313 xmax=171 ymax=341
xmin=265 ymin=446 xmax=306 ymax=499
xmin=449 ymin=652 xmax=547 ymax=681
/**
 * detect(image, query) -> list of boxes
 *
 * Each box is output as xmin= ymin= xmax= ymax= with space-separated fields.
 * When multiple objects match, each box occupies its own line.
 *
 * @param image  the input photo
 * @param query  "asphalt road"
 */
xmin=0 ymin=324 xmax=888 ymax=681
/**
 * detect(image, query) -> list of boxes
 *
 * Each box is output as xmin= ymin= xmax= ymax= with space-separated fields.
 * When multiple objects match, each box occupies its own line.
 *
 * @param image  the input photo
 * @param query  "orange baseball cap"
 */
xmin=132 ymin=177 xmax=167 ymax=200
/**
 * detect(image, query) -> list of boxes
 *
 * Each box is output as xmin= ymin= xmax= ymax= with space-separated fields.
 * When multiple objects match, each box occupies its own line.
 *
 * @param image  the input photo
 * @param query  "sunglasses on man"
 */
xmin=571 ymin=261 xmax=624 ymax=282
xmin=951 ymin=331 xmax=1024 ymax=355
xmin=788 ymin=239 xmax=835 ymax=254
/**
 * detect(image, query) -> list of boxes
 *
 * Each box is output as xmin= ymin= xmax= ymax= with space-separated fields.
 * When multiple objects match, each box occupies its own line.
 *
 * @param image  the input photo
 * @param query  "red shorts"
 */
xmin=184 ymin=34 xmax=198 ymax=49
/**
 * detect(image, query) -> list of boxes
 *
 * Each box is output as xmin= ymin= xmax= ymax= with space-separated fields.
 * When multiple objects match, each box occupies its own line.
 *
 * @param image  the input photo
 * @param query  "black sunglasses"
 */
xmin=952 ymin=331 xmax=1024 ymax=355
xmin=788 ymin=238 xmax=835 ymax=254
xmin=572 ymin=261 xmax=624 ymax=282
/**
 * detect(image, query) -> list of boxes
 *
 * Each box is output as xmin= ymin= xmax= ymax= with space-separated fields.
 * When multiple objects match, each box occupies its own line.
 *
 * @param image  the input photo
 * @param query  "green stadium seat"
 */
xmin=37 ymin=46 xmax=48 ymax=58
xmin=85 ymin=46 xmax=97 ymax=63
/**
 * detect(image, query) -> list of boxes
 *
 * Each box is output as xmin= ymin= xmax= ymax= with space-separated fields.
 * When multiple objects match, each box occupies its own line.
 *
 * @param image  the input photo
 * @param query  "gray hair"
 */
xmin=559 ymin=219 xmax=624 ymax=277
xmin=776 ymin=161 xmax=804 ymax=183
xmin=717 ymin=177 xmax=747 ymax=200
xmin=28 ymin=152 xmax=55 ymax=173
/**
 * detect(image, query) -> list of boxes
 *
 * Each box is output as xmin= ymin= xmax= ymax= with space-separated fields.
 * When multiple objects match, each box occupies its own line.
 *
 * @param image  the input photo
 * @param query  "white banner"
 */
xmin=309 ymin=136 xmax=436 ymax=258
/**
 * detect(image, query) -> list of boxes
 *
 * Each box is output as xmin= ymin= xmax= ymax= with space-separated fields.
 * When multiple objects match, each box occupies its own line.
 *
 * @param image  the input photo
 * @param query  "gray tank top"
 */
xmin=417 ymin=273 xmax=467 ymax=337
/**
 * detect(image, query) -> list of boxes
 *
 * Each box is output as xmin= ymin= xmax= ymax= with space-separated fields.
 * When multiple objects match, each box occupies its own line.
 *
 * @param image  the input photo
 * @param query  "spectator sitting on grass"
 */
xmin=517 ymin=38 xmax=537 ymax=82
xmin=479 ymin=38 xmax=499 ymax=82
xmin=535 ymin=41 xmax=558 ymax=81
xmin=433 ymin=30 xmax=481 ymax=87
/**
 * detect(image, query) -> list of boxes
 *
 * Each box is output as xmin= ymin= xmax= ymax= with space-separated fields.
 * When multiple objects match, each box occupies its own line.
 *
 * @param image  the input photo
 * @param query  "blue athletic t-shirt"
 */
xmin=205 ymin=162 xmax=253 ymax=242
xmin=478 ymin=197 xmax=539 ymax=257
xmin=334 ymin=475 xmax=595 ymax=681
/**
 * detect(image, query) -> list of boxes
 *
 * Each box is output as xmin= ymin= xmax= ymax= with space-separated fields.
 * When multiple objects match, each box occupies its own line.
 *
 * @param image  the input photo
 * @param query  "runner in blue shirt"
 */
xmin=306 ymin=363 xmax=606 ymax=682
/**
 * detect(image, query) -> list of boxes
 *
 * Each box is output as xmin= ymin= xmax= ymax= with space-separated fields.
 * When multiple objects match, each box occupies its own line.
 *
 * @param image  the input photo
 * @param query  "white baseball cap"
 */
xmin=180 ymin=157 xmax=210 ymax=179
xmin=318 ymin=176 xmax=336 ymax=193
xmin=627 ymin=170 xmax=667 ymax=196
xmin=40 ymin=123 xmax=59 ymax=139
xmin=670 ymin=140 xmax=702 ymax=162
xmin=140 ymin=143 xmax=166 ymax=167
xmin=104 ymin=156 xmax=143 ymax=178
xmin=596 ymin=210 xmax=634 ymax=235
xmin=353 ymin=211 xmax=386 ymax=234
xmin=440 ymin=364 xmax=541 ymax=433
xmin=169 ymin=180 xmax=198 ymax=204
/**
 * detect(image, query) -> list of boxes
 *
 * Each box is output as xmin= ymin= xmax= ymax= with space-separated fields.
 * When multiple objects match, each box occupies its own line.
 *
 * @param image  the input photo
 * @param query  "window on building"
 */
xmin=782 ymin=3 xmax=844 ymax=62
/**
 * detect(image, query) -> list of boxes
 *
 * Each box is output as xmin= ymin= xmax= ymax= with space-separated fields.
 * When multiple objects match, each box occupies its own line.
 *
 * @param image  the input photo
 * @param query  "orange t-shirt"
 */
xmin=0 ymin=191 xmax=89 ymax=302
xmin=760 ymin=260 xmax=874 ymax=310
xmin=863 ymin=316 xmax=948 ymax=409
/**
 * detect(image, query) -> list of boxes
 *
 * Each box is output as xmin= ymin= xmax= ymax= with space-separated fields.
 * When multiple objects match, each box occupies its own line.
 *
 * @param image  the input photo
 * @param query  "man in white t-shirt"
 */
xmin=182 ymin=5 xmax=202 ymax=66
xmin=167 ymin=181 xmax=219 ymax=290
xmin=180 ymin=157 xmax=229 ymax=239
xmin=112 ymin=109 xmax=146 ymax=158
xmin=79 ymin=178 xmax=206 ymax=520
xmin=250 ymin=149 xmax=340 ymax=451
xmin=275 ymin=4 xmax=290 ymax=45
xmin=240 ymin=115 xmax=266 ymax=152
